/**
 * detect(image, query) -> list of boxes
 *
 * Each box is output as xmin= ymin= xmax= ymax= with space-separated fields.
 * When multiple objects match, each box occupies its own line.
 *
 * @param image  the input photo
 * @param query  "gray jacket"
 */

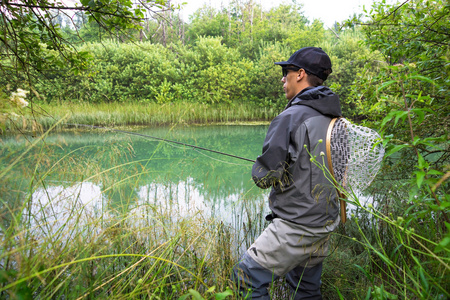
xmin=252 ymin=86 xmax=342 ymax=227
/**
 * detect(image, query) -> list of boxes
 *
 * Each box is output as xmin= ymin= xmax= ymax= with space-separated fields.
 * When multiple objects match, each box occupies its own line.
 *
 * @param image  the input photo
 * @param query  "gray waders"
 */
xmin=233 ymin=217 xmax=339 ymax=299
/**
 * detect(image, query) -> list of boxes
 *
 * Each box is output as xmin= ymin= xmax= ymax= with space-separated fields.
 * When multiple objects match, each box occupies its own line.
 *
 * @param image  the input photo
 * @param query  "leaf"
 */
xmin=188 ymin=289 xmax=205 ymax=300
xmin=418 ymin=268 xmax=429 ymax=291
xmin=354 ymin=264 xmax=373 ymax=282
xmin=377 ymin=80 xmax=397 ymax=92
xmin=410 ymin=108 xmax=425 ymax=124
xmin=415 ymin=170 xmax=426 ymax=188
xmin=413 ymin=136 xmax=432 ymax=147
xmin=380 ymin=111 xmax=398 ymax=128
xmin=417 ymin=153 xmax=428 ymax=169
xmin=408 ymin=75 xmax=436 ymax=85
xmin=427 ymin=169 xmax=444 ymax=176
xmin=434 ymin=236 xmax=450 ymax=253
xmin=364 ymin=288 xmax=372 ymax=300
xmin=385 ymin=144 xmax=409 ymax=157
xmin=393 ymin=111 xmax=408 ymax=126
xmin=368 ymin=101 xmax=383 ymax=112
xmin=440 ymin=202 xmax=450 ymax=209
xmin=372 ymin=284 xmax=398 ymax=300
xmin=336 ymin=287 xmax=345 ymax=300
xmin=215 ymin=289 xmax=233 ymax=300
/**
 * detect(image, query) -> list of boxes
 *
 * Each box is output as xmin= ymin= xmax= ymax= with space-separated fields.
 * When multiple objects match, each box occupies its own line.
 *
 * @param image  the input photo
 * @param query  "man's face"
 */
xmin=281 ymin=66 xmax=301 ymax=100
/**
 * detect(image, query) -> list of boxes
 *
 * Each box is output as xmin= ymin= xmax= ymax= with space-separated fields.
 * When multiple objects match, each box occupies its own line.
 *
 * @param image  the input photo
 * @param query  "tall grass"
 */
xmin=2 ymin=118 xmax=447 ymax=299
xmin=3 ymin=102 xmax=276 ymax=133
xmin=1 ymin=197 xmax=238 ymax=298
xmin=310 ymin=154 xmax=450 ymax=299
xmin=0 ymin=129 xmax=270 ymax=299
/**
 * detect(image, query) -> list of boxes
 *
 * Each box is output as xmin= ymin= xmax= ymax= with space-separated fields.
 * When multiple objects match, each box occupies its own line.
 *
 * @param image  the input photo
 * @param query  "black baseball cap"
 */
xmin=275 ymin=47 xmax=332 ymax=81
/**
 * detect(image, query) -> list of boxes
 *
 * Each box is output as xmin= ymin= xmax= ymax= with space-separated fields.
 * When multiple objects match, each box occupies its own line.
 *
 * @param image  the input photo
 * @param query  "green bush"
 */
xmin=29 ymin=38 xmax=261 ymax=106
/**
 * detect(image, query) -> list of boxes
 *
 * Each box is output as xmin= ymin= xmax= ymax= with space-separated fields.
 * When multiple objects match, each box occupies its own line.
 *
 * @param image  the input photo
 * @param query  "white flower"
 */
xmin=15 ymin=88 xmax=29 ymax=98
xmin=10 ymin=89 xmax=29 ymax=108
xmin=320 ymin=151 xmax=325 ymax=156
xmin=17 ymin=97 xmax=29 ymax=107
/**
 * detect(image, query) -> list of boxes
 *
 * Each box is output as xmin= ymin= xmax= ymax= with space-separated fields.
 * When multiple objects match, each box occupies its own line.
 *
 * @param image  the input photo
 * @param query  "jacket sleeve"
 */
xmin=252 ymin=112 xmax=293 ymax=189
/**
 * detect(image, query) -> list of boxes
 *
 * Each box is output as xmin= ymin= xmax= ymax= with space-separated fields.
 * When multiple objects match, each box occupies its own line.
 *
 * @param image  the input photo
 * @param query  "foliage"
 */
xmin=321 ymin=28 xmax=384 ymax=118
xmin=18 ymin=37 xmax=255 ymax=105
xmin=0 ymin=101 xmax=277 ymax=131
xmin=1 ymin=1 xmax=376 ymax=116
xmin=0 ymin=87 xmax=33 ymax=133
xmin=185 ymin=5 xmax=232 ymax=45
xmin=176 ymin=37 xmax=253 ymax=104
xmin=0 ymin=122 xmax=270 ymax=299
xmin=340 ymin=0 xmax=450 ymax=297
xmin=3 ymin=0 xmax=449 ymax=298
xmin=2 ymin=33 xmax=376 ymax=115
xmin=246 ymin=41 xmax=292 ymax=111
xmin=0 ymin=0 xmax=171 ymax=91
xmin=185 ymin=2 xmax=325 ymax=60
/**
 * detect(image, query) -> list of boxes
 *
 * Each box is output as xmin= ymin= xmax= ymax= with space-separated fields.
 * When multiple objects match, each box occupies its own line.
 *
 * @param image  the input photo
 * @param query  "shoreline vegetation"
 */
xmin=2 ymin=102 xmax=275 ymax=134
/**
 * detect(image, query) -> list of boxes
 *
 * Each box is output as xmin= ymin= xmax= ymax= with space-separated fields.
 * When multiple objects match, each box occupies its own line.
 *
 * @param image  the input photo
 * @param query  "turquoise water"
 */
xmin=1 ymin=125 xmax=271 ymax=236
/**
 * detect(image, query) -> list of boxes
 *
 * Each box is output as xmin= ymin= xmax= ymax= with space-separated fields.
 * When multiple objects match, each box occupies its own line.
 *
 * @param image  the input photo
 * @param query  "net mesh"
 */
xmin=329 ymin=118 xmax=385 ymax=193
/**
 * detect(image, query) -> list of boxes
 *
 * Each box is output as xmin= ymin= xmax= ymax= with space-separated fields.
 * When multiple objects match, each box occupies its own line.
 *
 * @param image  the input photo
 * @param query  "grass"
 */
xmin=1 ymin=195 xmax=238 ymax=298
xmin=0 ymin=131 xmax=269 ymax=299
xmin=3 ymin=102 xmax=276 ymax=133
xmin=1 ymin=107 xmax=448 ymax=299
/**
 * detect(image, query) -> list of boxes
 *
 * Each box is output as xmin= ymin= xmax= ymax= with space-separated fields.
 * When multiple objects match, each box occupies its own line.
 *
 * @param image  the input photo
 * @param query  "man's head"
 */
xmin=275 ymin=47 xmax=332 ymax=99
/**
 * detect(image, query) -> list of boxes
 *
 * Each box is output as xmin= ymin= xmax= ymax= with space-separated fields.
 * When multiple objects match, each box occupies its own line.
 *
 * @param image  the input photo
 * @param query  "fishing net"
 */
xmin=326 ymin=118 xmax=385 ymax=223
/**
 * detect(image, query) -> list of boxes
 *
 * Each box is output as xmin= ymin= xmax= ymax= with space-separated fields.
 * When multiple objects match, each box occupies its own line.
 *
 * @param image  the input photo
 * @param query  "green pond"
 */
xmin=1 ymin=125 xmax=271 ymax=238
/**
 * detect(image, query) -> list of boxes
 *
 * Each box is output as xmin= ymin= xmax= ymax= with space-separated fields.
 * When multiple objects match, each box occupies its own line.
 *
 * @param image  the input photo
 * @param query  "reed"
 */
xmin=3 ymin=102 xmax=276 ymax=133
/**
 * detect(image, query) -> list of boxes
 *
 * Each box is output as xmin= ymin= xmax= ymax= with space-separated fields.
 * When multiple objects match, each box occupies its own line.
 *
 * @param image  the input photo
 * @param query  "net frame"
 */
xmin=326 ymin=117 xmax=385 ymax=224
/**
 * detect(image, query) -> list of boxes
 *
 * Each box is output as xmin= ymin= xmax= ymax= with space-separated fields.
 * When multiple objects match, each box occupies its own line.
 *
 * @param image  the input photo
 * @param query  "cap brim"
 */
xmin=274 ymin=61 xmax=289 ymax=66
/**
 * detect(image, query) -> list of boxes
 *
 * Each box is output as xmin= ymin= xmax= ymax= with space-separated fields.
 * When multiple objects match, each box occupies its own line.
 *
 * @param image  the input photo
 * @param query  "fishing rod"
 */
xmin=66 ymin=123 xmax=256 ymax=163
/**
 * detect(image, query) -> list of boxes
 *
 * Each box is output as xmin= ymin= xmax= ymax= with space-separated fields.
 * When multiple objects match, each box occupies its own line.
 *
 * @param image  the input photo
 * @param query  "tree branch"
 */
xmin=4 ymin=2 xmax=168 ymax=20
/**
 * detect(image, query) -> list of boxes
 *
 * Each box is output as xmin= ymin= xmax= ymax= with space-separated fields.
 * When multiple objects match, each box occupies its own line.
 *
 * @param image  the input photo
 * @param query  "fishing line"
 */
xmin=65 ymin=123 xmax=256 ymax=163
xmin=148 ymin=135 xmax=249 ymax=166
xmin=192 ymin=148 xmax=253 ymax=166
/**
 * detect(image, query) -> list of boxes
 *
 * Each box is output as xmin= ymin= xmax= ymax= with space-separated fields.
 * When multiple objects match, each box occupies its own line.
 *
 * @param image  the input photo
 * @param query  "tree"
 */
xmin=0 ymin=0 xmax=171 ymax=88
xmin=185 ymin=5 xmax=232 ymax=45
xmin=344 ymin=0 xmax=450 ymax=297
xmin=322 ymin=28 xmax=383 ymax=118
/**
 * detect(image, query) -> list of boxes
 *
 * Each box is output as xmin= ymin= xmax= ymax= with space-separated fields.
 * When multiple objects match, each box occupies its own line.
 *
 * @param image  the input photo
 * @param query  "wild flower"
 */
xmin=10 ymin=88 xmax=29 ymax=108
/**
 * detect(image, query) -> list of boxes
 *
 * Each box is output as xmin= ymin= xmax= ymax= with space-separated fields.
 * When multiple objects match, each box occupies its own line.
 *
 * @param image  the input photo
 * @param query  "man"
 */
xmin=233 ymin=47 xmax=342 ymax=299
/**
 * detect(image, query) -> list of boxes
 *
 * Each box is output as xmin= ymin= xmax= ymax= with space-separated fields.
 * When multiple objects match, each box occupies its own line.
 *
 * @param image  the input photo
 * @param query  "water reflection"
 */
xmin=28 ymin=182 xmax=104 ymax=237
xmin=10 ymin=125 xmax=270 ymax=240
xmin=29 ymin=176 xmax=264 ymax=241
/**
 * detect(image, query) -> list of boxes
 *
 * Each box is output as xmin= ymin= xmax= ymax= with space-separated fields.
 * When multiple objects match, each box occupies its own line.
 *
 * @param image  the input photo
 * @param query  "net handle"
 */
xmin=326 ymin=117 xmax=347 ymax=225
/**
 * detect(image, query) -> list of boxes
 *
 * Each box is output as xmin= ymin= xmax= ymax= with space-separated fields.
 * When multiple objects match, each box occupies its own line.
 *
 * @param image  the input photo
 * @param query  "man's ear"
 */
xmin=296 ymin=69 xmax=305 ymax=82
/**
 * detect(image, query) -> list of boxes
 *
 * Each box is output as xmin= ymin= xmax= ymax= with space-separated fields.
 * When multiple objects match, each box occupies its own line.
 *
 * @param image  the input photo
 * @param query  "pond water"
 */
xmin=2 ymin=123 xmax=377 ymax=235
xmin=1 ymin=125 xmax=271 ymax=239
